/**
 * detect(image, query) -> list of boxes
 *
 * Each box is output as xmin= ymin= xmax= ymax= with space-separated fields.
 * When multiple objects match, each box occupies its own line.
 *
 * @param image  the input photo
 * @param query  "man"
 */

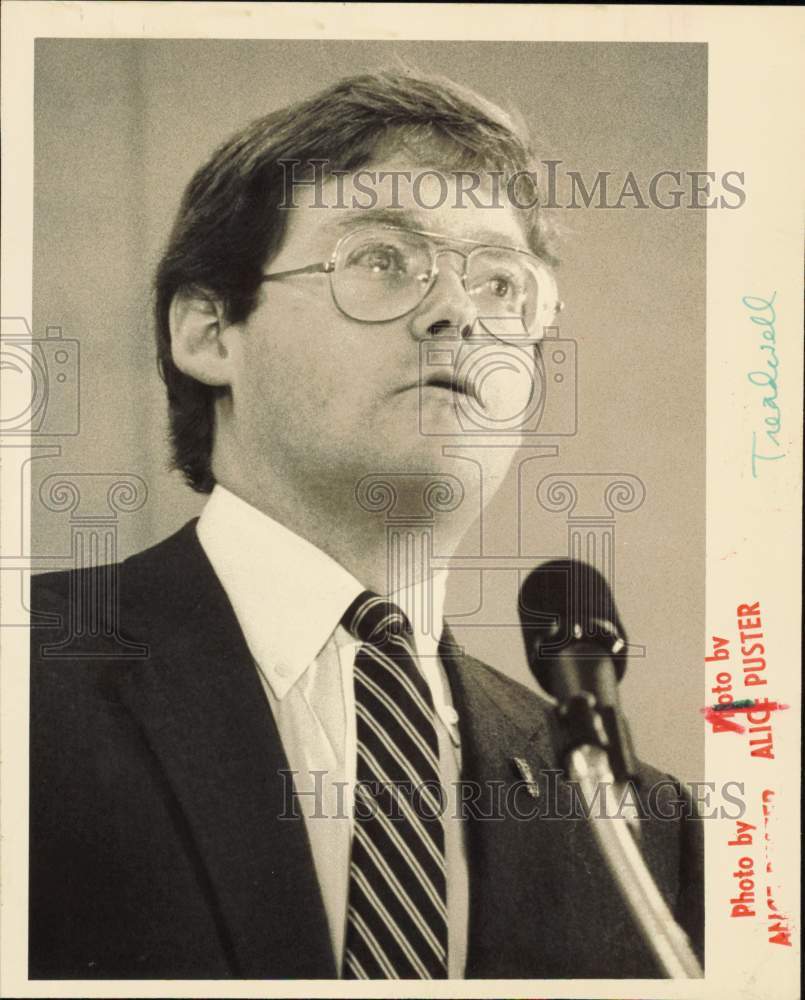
xmin=29 ymin=69 xmax=702 ymax=980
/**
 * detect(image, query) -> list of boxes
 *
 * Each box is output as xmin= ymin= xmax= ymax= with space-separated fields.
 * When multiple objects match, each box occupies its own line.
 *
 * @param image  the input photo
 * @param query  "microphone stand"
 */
xmin=557 ymin=695 xmax=703 ymax=979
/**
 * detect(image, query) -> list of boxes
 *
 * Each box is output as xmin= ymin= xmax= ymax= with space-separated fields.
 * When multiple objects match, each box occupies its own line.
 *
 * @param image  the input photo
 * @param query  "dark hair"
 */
xmin=154 ymin=67 xmax=557 ymax=493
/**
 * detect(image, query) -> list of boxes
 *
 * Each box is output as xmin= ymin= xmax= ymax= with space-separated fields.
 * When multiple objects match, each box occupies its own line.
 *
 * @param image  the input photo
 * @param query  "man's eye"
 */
xmin=477 ymin=273 xmax=522 ymax=300
xmin=348 ymin=244 xmax=407 ymax=274
xmin=489 ymin=276 xmax=513 ymax=298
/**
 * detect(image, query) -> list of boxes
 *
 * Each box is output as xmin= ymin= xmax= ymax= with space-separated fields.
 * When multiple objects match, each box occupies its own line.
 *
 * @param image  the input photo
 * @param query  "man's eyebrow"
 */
xmin=329 ymin=207 xmax=529 ymax=250
xmin=330 ymin=207 xmax=422 ymax=231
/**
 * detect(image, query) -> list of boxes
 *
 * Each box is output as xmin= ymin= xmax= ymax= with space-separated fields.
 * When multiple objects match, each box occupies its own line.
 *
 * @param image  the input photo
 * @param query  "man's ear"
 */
xmin=169 ymin=288 xmax=233 ymax=386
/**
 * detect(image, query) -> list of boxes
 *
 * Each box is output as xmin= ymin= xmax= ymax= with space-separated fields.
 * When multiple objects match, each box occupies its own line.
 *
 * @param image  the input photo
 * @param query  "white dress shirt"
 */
xmin=197 ymin=485 xmax=468 ymax=977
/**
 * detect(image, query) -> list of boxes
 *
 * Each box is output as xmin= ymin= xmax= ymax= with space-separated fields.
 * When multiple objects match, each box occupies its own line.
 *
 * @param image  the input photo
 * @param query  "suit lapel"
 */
xmin=440 ymin=630 xmax=640 ymax=978
xmin=115 ymin=522 xmax=335 ymax=978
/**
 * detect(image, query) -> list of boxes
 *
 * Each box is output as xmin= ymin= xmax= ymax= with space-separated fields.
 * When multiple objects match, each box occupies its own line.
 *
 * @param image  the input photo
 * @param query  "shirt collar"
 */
xmin=197 ymin=485 xmax=363 ymax=699
xmin=196 ymin=485 xmax=448 ymax=701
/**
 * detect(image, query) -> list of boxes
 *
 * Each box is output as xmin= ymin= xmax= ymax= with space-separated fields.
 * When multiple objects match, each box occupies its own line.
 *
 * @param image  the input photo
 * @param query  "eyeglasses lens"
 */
xmin=333 ymin=229 xmax=432 ymax=323
xmin=467 ymin=247 xmax=538 ymax=342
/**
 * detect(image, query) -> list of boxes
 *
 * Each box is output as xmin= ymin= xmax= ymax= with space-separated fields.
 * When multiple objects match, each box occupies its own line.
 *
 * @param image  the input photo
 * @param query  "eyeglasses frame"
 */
xmin=260 ymin=224 xmax=558 ymax=331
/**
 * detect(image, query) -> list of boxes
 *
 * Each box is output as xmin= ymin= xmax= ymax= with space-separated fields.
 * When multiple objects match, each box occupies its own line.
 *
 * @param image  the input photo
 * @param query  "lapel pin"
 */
xmin=511 ymin=756 xmax=540 ymax=799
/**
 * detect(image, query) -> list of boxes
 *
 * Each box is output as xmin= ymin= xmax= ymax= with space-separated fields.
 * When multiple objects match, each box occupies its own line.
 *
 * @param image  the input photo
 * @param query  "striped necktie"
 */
xmin=341 ymin=591 xmax=448 ymax=980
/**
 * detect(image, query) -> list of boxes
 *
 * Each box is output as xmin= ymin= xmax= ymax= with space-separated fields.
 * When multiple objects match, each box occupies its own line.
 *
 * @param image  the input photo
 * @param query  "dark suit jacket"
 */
xmin=29 ymin=520 xmax=703 ymax=979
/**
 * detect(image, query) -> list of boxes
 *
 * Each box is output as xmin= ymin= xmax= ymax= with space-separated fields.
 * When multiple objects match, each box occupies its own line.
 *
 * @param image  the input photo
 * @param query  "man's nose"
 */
xmin=407 ymin=252 xmax=476 ymax=341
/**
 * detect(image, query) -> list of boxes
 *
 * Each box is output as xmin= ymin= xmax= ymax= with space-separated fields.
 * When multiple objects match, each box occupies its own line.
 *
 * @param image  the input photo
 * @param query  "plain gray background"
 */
xmin=32 ymin=40 xmax=706 ymax=781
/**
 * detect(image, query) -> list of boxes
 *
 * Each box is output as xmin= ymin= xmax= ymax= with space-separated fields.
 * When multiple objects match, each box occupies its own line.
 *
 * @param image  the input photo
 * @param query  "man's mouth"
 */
xmin=421 ymin=373 xmax=478 ymax=402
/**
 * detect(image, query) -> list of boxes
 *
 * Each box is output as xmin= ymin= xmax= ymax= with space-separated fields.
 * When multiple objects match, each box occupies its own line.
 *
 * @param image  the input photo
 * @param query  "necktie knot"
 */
xmin=343 ymin=590 xmax=414 ymax=647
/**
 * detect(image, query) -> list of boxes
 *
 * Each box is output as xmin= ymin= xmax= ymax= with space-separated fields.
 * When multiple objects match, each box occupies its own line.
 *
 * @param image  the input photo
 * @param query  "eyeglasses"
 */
xmin=261 ymin=225 xmax=559 ymax=343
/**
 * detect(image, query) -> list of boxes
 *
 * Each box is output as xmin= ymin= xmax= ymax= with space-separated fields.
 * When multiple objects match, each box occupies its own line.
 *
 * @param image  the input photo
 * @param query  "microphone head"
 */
xmin=519 ymin=559 xmax=628 ymax=699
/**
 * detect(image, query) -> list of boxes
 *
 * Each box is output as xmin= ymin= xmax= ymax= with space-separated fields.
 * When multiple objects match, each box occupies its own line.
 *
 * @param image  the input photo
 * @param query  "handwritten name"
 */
xmin=743 ymin=293 xmax=784 ymax=478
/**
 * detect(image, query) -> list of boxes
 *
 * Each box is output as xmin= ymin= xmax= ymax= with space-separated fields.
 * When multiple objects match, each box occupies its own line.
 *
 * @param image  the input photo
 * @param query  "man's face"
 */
xmin=221 ymin=156 xmax=551 ymax=503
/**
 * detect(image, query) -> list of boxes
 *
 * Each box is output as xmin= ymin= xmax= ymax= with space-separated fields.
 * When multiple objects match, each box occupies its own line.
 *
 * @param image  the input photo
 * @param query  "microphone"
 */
xmin=518 ymin=559 xmax=636 ymax=781
xmin=519 ymin=561 xmax=705 ymax=977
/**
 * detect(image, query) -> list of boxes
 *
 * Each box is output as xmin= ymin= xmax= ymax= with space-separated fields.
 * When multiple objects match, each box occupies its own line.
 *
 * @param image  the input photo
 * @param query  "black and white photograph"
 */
xmin=1 ymin=3 xmax=801 ymax=998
